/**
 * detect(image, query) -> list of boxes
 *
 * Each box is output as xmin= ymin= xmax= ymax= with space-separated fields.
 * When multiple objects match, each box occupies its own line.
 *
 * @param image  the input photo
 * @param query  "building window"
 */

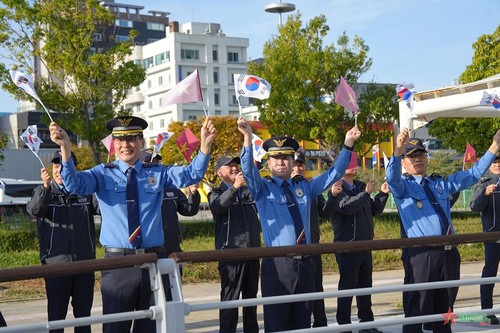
xmin=181 ymin=49 xmax=199 ymax=60
xmin=149 ymin=121 xmax=154 ymax=130
xmin=133 ymin=59 xmax=143 ymax=67
xmin=212 ymin=49 xmax=218 ymax=61
xmin=228 ymin=52 xmax=239 ymax=62
xmin=213 ymin=70 xmax=219 ymax=84
xmin=232 ymin=95 xmax=238 ymax=105
xmin=92 ymin=33 xmax=102 ymax=42
xmin=144 ymin=57 xmax=154 ymax=68
xmin=115 ymin=20 xmax=133 ymax=28
xmin=148 ymin=101 xmax=153 ymax=109
xmin=188 ymin=115 xmax=197 ymax=120
xmin=158 ymin=76 xmax=163 ymax=85
xmin=214 ymin=92 xmax=220 ymax=106
xmin=147 ymin=79 xmax=152 ymax=88
xmin=115 ymin=35 xmax=130 ymax=43
xmin=147 ymin=38 xmax=160 ymax=43
xmin=160 ymin=119 xmax=165 ymax=128
xmin=147 ymin=22 xmax=165 ymax=31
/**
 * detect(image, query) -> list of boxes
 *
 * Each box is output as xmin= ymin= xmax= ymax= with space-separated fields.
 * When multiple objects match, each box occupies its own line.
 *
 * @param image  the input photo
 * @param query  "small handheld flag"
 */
xmin=10 ymin=70 xmax=54 ymax=123
xmin=396 ymin=82 xmax=415 ymax=121
xmin=176 ymin=128 xmax=200 ymax=163
xmin=151 ymin=132 xmax=174 ymax=162
xmin=480 ymin=91 xmax=500 ymax=110
xmin=234 ymin=74 xmax=271 ymax=116
xmin=20 ymin=125 xmax=44 ymax=167
xmin=464 ymin=143 xmax=477 ymax=163
xmin=347 ymin=151 xmax=358 ymax=169
xmin=161 ymin=69 xmax=205 ymax=116
xmin=251 ymin=133 xmax=266 ymax=162
xmin=335 ymin=76 xmax=359 ymax=125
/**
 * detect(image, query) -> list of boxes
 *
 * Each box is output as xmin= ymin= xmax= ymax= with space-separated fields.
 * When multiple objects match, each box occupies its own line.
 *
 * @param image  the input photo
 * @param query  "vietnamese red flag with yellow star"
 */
xmin=335 ymin=76 xmax=358 ymax=114
xmin=176 ymin=128 xmax=200 ymax=162
xmin=464 ymin=142 xmax=477 ymax=163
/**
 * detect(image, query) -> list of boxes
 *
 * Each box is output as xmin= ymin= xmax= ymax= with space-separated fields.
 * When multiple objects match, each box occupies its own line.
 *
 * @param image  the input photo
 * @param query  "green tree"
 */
xmin=248 ymin=13 xmax=379 ymax=154
xmin=0 ymin=0 xmax=146 ymax=164
xmin=428 ymin=25 xmax=500 ymax=154
xmin=0 ymin=132 xmax=7 ymax=165
xmin=160 ymin=116 xmax=244 ymax=187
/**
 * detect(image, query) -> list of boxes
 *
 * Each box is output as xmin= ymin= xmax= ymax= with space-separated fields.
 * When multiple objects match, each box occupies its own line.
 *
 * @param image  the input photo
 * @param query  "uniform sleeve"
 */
xmin=26 ymin=185 xmax=51 ymax=217
xmin=208 ymin=186 xmax=237 ymax=215
xmin=336 ymin=190 xmax=372 ymax=215
xmin=470 ymin=181 xmax=490 ymax=212
xmin=177 ymin=189 xmax=200 ymax=217
xmin=240 ymin=146 xmax=266 ymax=200
xmin=385 ymin=155 xmax=405 ymax=199
xmin=371 ymin=191 xmax=389 ymax=216
xmin=323 ymin=191 xmax=339 ymax=218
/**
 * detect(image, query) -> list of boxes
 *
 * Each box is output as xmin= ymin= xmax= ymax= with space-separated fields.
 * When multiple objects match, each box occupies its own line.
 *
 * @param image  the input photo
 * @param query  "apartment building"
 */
xmin=124 ymin=21 xmax=250 ymax=142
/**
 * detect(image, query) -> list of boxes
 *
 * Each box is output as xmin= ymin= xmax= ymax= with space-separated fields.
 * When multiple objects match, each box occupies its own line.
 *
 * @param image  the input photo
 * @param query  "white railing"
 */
xmin=1 ymin=232 xmax=500 ymax=332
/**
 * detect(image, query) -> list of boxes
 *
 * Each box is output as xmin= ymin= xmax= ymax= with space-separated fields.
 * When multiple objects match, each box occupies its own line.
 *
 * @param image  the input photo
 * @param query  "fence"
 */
xmin=1 ymin=231 xmax=500 ymax=332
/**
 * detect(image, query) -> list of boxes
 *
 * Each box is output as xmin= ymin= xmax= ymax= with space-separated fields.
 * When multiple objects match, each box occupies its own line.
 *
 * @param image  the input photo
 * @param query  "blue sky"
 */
xmin=1 ymin=0 xmax=498 ymax=113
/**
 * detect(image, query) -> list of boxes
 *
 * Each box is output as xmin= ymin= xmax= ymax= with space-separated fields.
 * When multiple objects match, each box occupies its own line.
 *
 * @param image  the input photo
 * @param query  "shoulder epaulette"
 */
xmin=142 ymin=162 xmax=160 ymax=168
xmin=430 ymin=173 xmax=444 ymax=180
xmin=292 ymin=175 xmax=305 ymax=183
xmin=103 ymin=163 xmax=117 ymax=168
xmin=263 ymin=175 xmax=272 ymax=181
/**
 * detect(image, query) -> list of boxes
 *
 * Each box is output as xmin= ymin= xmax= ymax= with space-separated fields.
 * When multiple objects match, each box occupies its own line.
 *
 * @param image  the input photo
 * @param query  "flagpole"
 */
xmin=237 ymin=97 xmax=243 ymax=117
xmin=35 ymin=154 xmax=45 ymax=168
xmin=40 ymin=103 xmax=54 ymax=123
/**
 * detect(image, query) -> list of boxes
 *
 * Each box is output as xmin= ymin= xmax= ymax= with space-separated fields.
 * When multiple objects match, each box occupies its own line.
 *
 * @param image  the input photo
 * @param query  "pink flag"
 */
xmin=347 ymin=151 xmax=358 ymax=169
xmin=335 ymin=76 xmax=358 ymax=113
xmin=176 ymin=128 xmax=200 ymax=163
xmin=101 ymin=134 xmax=115 ymax=156
xmin=161 ymin=69 xmax=203 ymax=107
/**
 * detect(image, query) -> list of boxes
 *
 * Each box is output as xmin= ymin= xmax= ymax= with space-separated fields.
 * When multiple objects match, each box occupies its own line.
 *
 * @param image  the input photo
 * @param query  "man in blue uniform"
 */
xmin=324 ymin=165 xmax=389 ymax=333
xmin=386 ymin=127 xmax=500 ymax=333
xmin=27 ymin=151 xmax=98 ymax=333
xmin=140 ymin=149 xmax=200 ymax=258
xmin=470 ymin=153 xmax=500 ymax=325
xmin=237 ymin=117 xmax=361 ymax=332
xmin=209 ymin=155 xmax=261 ymax=333
xmin=49 ymin=116 xmax=216 ymax=333
xmin=291 ymin=152 xmax=328 ymax=328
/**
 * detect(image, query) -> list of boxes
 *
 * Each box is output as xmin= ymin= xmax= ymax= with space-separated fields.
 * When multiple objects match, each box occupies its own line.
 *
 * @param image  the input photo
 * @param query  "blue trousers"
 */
xmin=481 ymin=241 xmax=500 ymax=309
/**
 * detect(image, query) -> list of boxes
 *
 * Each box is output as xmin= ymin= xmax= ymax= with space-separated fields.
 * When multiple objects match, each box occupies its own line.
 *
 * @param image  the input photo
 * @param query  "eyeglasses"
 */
xmin=404 ymin=151 xmax=427 ymax=159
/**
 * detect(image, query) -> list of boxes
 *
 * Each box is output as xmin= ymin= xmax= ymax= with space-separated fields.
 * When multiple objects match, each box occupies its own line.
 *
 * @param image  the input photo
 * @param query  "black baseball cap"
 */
xmin=215 ymin=156 xmax=240 ymax=171
xmin=51 ymin=150 xmax=78 ymax=166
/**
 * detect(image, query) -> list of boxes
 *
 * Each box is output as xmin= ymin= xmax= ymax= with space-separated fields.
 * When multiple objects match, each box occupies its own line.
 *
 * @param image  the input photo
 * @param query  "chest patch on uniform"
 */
xmin=437 ymin=185 xmax=443 ymax=194
xmin=295 ymin=187 xmax=304 ymax=197
xmin=148 ymin=176 xmax=157 ymax=186
xmin=165 ymin=191 xmax=174 ymax=197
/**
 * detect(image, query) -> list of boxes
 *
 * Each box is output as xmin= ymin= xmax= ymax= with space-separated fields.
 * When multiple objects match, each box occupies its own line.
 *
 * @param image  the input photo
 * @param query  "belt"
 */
xmin=105 ymin=246 xmax=167 ymax=255
xmin=444 ymin=245 xmax=455 ymax=251
xmin=287 ymin=254 xmax=311 ymax=260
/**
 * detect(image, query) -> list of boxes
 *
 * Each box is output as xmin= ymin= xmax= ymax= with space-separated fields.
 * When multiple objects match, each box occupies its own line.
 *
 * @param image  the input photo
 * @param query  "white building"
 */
xmin=124 ymin=21 xmax=250 ymax=142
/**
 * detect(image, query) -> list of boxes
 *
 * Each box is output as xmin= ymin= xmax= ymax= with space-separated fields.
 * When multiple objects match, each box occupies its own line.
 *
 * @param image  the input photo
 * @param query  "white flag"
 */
xmin=152 ymin=131 xmax=174 ymax=161
xmin=234 ymin=74 xmax=271 ymax=100
xmin=20 ymin=125 xmax=43 ymax=155
xmin=10 ymin=69 xmax=54 ymax=122
xmin=251 ymin=133 xmax=266 ymax=162
xmin=383 ymin=151 xmax=389 ymax=168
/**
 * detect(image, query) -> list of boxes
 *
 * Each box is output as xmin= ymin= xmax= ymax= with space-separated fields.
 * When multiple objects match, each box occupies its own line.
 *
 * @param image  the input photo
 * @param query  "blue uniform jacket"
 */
xmin=240 ymin=146 xmax=351 ymax=247
xmin=386 ymin=151 xmax=495 ymax=238
xmin=61 ymin=153 xmax=209 ymax=248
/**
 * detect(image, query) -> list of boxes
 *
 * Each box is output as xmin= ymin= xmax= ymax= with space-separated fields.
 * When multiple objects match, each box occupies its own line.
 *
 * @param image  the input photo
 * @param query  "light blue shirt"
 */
xmin=240 ymin=146 xmax=351 ymax=247
xmin=386 ymin=151 xmax=495 ymax=238
xmin=61 ymin=153 xmax=209 ymax=248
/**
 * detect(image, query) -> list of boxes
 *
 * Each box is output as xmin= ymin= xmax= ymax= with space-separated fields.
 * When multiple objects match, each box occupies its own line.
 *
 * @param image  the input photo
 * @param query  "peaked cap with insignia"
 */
xmin=262 ymin=136 xmax=300 ymax=157
xmin=404 ymin=138 xmax=427 ymax=156
xmin=106 ymin=116 xmax=148 ymax=138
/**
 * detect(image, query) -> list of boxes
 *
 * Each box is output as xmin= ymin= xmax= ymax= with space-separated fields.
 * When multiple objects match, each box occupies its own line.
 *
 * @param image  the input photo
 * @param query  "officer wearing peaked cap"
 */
xmin=49 ymin=116 xmax=216 ymax=333
xmin=386 ymin=127 xmax=500 ymax=333
xmin=237 ymin=117 xmax=361 ymax=332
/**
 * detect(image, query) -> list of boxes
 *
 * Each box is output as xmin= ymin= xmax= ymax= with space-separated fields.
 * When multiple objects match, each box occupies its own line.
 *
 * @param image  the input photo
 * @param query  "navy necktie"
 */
xmin=281 ymin=181 xmax=305 ymax=244
xmin=126 ymin=167 xmax=142 ymax=248
xmin=421 ymin=178 xmax=451 ymax=235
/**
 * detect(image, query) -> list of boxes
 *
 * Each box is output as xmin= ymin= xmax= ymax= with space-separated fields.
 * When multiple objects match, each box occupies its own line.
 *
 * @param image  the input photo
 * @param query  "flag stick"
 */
xmin=106 ymin=155 xmax=110 ymax=163
xmin=203 ymin=106 xmax=209 ymax=119
xmin=354 ymin=113 xmax=358 ymax=126
xmin=237 ymin=97 xmax=243 ymax=117
xmin=35 ymin=154 xmax=45 ymax=168
xmin=372 ymin=165 xmax=375 ymax=179
xmin=40 ymin=103 xmax=54 ymax=123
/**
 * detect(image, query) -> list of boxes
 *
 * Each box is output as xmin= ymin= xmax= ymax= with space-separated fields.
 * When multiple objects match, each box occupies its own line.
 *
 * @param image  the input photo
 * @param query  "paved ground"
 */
xmin=1 ymin=261 xmax=499 ymax=332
